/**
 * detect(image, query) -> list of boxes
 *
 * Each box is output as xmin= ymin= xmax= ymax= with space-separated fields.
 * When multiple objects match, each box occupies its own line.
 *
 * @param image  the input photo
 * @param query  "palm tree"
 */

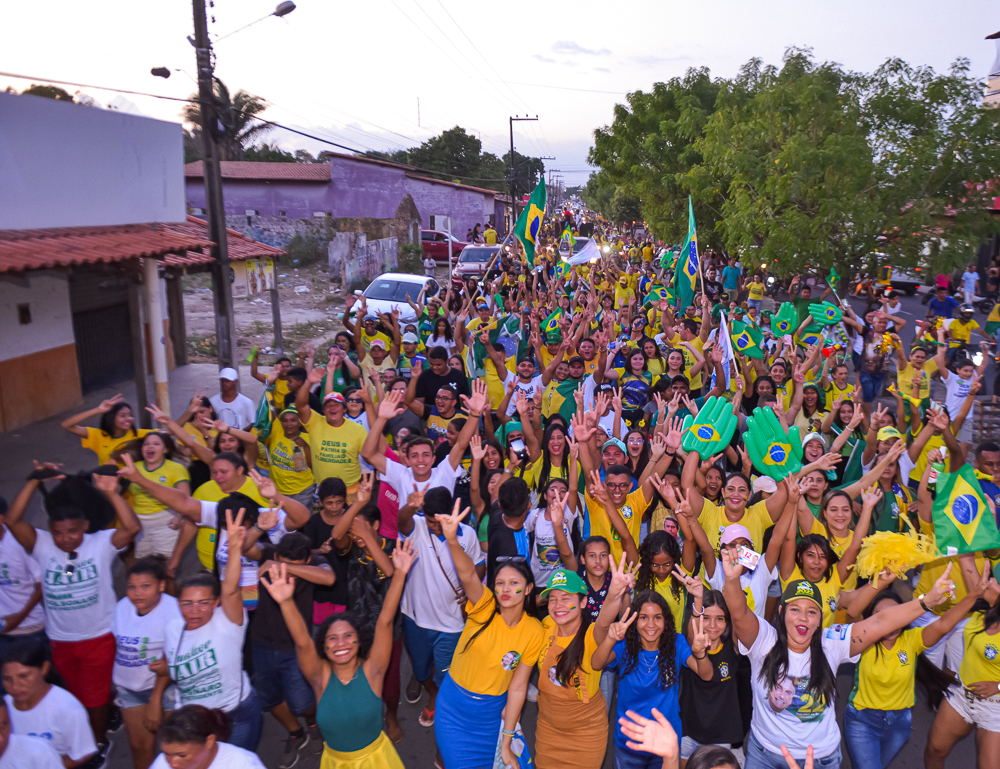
xmin=182 ymin=79 xmax=269 ymax=161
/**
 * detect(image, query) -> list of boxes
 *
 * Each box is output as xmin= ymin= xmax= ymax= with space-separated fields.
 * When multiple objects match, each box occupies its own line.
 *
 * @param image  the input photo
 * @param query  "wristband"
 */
xmin=500 ymin=728 xmax=516 ymax=737
xmin=917 ymin=593 xmax=930 ymax=612
xmin=692 ymin=651 xmax=707 ymax=660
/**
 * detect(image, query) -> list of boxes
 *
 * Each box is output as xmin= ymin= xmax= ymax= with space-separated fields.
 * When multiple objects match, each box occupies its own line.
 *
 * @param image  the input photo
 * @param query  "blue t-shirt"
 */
xmin=928 ymin=296 xmax=958 ymax=319
xmin=982 ymin=479 xmax=1000 ymax=526
xmin=610 ymin=633 xmax=692 ymax=753
xmin=722 ymin=265 xmax=742 ymax=290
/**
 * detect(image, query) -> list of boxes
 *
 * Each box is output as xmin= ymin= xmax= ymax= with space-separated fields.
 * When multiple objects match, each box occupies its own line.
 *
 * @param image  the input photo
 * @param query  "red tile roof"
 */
xmin=161 ymin=217 xmax=285 ymax=266
xmin=0 ymin=222 xmax=213 ymax=274
xmin=184 ymin=161 xmax=331 ymax=182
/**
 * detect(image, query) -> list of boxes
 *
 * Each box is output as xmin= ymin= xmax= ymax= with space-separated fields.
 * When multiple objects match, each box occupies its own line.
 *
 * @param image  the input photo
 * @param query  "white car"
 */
xmin=354 ymin=273 xmax=440 ymax=321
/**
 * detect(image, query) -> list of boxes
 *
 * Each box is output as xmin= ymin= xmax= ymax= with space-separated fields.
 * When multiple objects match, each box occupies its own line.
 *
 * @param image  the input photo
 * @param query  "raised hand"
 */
xmin=744 ymin=406 xmax=803 ymax=480
xmin=618 ymin=708 xmax=679 ymax=760
xmin=260 ymin=561 xmax=296 ymax=604
xmin=439 ymin=498 xmax=471 ymax=542
xmin=406 ymin=481 xmax=430 ymax=510
xmin=225 ymin=507 xmax=246 ymax=553
xmin=391 ymin=538 xmax=416 ymax=575
xmin=306 ymin=366 xmax=326 ymax=385
xmin=92 ymin=470 xmax=120 ymax=495
xmin=460 ymin=378 xmax=490 ymax=417
xmin=469 ymin=435 xmax=486 ymax=461
xmin=860 ymin=484 xmax=882 ymax=509
xmin=680 ymin=396 xmax=738 ymax=460
xmin=690 ymin=614 xmax=710 ymax=655
xmin=249 ymin=467 xmax=278 ymax=502
xmin=117 ymin=454 xmax=142 ymax=483
xmin=356 ymin=471 xmax=374 ymax=505
xmin=98 ymin=394 xmax=124 ymax=413
xmin=377 ymin=389 xmax=407 ymax=420
xmin=146 ymin=404 xmax=170 ymax=425
xmin=925 ymin=563 xmax=957 ymax=608
xmin=588 ymin=470 xmax=611 ymax=506
xmin=607 ymin=607 xmax=638 ymax=641
xmin=812 ymin=453 xmax=843 ymax=472
xmin=664 ymin=416 xmax=685 ymax=453
xmin=649 ymin=433 xmax=667 ymax=460
xmin=673 ymin=566 xmax=703 ymax=600
xmin=256 ymin=505 xmax=280 ymax=532
xmin=721 ymin=546 xmax=742 ymax=581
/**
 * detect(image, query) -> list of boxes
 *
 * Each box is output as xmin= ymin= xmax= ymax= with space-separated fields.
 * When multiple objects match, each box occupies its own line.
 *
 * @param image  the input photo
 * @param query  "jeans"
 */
xmin=857 ymin=369 xmax=887 ymax=403
xmin=614 ymin=748 xmax=663 ymax=769
xmin=403 ymin=615 xmax=461 ymax=688
xmin=251 ymin=643 xmax=315 ymax=715
xmin=226 ymin=687 xmax=263 ymax=751
xmin=748 ymin=299 xmax=763 ymax=311
xmin=599 ymin=668 xmax=617 ymax=714
xmin=844 ymin=704 xmax=912 ymax=769
xmin=0 ymin=631 xmax=49 ymax=695
xmin=744 ymin=730 xmax=842 ymax=769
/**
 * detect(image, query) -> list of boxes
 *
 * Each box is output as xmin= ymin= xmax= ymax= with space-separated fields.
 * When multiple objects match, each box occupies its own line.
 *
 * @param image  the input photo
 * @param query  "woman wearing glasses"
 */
xmin=4 ymin=464 xmax=141 ymax=763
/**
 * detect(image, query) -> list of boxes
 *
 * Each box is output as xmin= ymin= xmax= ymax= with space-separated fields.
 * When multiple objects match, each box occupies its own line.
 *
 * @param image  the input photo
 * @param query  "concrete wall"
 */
xmin=185 ymin=156 xmax=495 ymax=244
xmin=0 ymin=272 xmax=75 ymax=361
xmin=0 ymin=92 xmax=186 ymax=230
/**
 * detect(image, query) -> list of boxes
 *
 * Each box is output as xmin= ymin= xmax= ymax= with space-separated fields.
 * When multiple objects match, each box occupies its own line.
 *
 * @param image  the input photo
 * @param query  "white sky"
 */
xmin=3 ymin=0 xmax=998 ymax=184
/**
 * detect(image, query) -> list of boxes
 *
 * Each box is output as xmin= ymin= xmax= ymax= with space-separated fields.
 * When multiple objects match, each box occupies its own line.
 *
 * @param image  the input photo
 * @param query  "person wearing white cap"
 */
xmin=398 ymin=332 xmax=428 ymax=382
xmin=357 ymin=313 xmax=401 ymax=400
xmin=209 ymin=368 xmax=256 ymax=430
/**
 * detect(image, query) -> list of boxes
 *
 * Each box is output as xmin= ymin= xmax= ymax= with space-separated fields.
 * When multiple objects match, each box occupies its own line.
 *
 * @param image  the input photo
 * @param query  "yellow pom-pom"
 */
xmin=856 ymin=525 xmax=939 ymax=580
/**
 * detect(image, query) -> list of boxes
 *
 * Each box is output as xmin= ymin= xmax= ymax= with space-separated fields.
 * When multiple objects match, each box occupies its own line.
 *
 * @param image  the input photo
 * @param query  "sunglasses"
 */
xmin=346 ymin=398 xmax=363 ymax=404
xmin=64 ymin=550 xmax=78 ymax=577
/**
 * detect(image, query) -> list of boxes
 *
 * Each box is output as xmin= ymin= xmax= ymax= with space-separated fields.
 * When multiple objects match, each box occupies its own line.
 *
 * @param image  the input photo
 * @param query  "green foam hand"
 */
xmin=809 ymin=301 xmax=843 ymax=326
xmin=744 ymin=407 xmax=803 ymax=480
xmin=681 ymin=396 xmax=738 ymax=460
xmin=772 ymin=302 xmax=798 ymax=336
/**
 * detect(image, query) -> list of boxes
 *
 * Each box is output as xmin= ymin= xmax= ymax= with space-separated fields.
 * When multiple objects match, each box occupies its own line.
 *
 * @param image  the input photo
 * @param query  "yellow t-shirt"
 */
xmin=484 ymin=229 xmax=498 ymax=244
xmin=959 ymin=613 xmax=1000 ymax=688
xmin=449 ymin=589 xmax=545 ymax=696
xmin=823 ymin=381 xmax=855 ymax=406
xmin=522 ymin=459 xmax=568 ymax=492
xmin=584 ymin=488 xmax=648 ymax=566
xmin=897 ymin=361 xmax=938 ymax=401
xmin=183 ymin=423 xmax=217 ymax=450
xmin=646 ymin=358 xmax=667 ymax=379
xmin=302 ymin=411 xmax=368 ymax=486
xmin=265 ymin=429 xmax=315 ymax=495
xmin=193 ymin=477 xmax=270 ymax=568
xmin=669 ymin=335 xmax=705 ymax=391
xmin=468 ymin=317 xmax=512 ymax=408
xmin=793 ymin=409 xmax=829 ymax=435
xmin=747 ymin=281 xmax=765 ymax=301
xmin=360 ymin=330 xmax=392 ymax=354
xmin=80 ymin=427 xmax=153 ymax=466
xmin=360 ymin=355 xmax=398 ymax=401
xmin=914 ymin=531 xmax=985 ymax=615
xmin=653 ymin=577 xmax=687 ymax=633
xmin=270 ymin=377 xmax=291 ymax=406
xmin=539 ymin=618 xmax=602 ymax=699
xmin=581 ymin=356 xmax=600 ymax=376
xmin=782 ymin=567 xmax=843 ymax=628
xmin=949 ymin=319 xmax=979 ymax=348
xmin=127 ymin=459 xmax=190 ymax=516
xmin=699 ymin=500 xmax=774 ymax=554
xmin=908 ymin=428 xmax=945 ymax=484
xmin=850 ymin=627 xmax=926 ymax=711
xmin=642 ymin=246 xmax=653 ymax=261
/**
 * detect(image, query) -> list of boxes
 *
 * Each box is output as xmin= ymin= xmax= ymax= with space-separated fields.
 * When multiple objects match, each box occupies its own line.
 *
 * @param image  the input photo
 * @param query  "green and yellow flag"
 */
xmin=730 ymin=320 xmax=764 ymax=359
xmin=673 ymin=197 xmax=699 ymax=310
xmin=986 ymin=302 xmax=1000 ymax=336
xmin=932 ymin=465 xmax=1000 ymax=554
xmin=513 ymin=179 xmax=547 ymax=268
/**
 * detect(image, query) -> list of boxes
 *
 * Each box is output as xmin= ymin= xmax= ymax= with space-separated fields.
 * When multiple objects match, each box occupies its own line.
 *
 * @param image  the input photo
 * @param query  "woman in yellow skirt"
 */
xmin=259 ymin=543 xmax=415 ymax=768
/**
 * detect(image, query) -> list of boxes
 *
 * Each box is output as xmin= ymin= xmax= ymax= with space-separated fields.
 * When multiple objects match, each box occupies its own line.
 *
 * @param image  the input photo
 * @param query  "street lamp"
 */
xmin=215 ymin=2 xmax=296 ymax=42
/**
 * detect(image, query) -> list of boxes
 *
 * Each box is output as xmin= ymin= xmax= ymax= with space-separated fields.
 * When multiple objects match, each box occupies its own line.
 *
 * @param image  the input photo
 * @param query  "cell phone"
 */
xmin=509 ymin=438 xmax=529 ymax=461
xmin=736 ymin=545 xmax=761 ymax=570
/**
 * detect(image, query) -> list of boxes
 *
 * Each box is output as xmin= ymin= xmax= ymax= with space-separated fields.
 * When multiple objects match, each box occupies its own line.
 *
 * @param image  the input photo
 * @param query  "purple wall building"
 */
xmin=184 ymin=154 xmax=510 ymax=245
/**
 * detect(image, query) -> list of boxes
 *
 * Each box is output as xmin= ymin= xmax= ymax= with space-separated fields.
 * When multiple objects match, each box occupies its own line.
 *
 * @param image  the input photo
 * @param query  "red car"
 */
xmin=421 ymin=230 xmax=467 ymax=262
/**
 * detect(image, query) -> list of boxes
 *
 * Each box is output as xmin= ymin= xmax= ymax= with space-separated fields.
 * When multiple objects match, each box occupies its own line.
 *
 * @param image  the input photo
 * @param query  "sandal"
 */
xmin=418 ymin=706 xmax=435 ymax=727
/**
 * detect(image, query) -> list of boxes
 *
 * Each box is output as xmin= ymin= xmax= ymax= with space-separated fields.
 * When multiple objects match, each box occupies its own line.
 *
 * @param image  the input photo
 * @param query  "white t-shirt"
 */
xmin=0 ymin=526 xmax=45 ymax=633
xmin=0 ymin=734 xmax=63 ymax=769
xmin=940 ymin=369 xmax=974 ymax=422
xmin=111 ymin=594 xmax=182 ymax=692
xmin=31 ymin=529 xmax=122 ymax=641
xmin=426 ymin=335 xmax=457 ymax=356
xmin=524 ymin=506 xmax=576 ymax=585
xmin=347 ymin=413 xmax=374 ymax=473
xmin=707 ymin=562 xmax=776 ymax=619
xmin=739 ymin=618 xmax=857 ymax=760
xmin=151 ymin=742 xmax=266 ymax=769
xmin=400 ymin=516 xmax=484 ymax=633
xmin=4 ymin=686 xmax=97 ymax=761
xmin=504 ymin=376 xmax=545 ymax=416
xmin=381 ymin=456 xmax=460 ymax=498
xmin=163 ymin=606 xmax=250 ymax=712
xmin=962 ymin=271 xmax=979 ymax=293
xmin=209 ymin=393 xmax=256 ymax=429
xmin=197 ymin=501 xmax=288 ymax=590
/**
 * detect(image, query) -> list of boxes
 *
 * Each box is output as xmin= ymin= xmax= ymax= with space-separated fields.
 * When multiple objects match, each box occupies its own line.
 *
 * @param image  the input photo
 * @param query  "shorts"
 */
xmin=747 ymin=299 xmax=763 ymax=311
xmin=50 ymin=633 xmax=116 ymax=708
xmin=115 ymin=684 xmax=179 ymax=710
xmin=910 ymin=612 xmax=968 ymax=670
xmin=286 ymin=485 xmax=316 ymax=511
xmin=956 ymin=418 xmax=973 ymax=444
xmin=135 ymin=509 xmax=181 ymax=559
xmin=681 ymin=736 xmax=733 ymax=760
xmin=857 ymin=369 xmax=887 ymax=403
xmin=945 ymin=683 xmax=1000 ymax=733
xmin=251 ymin=643 xmax=316 ymax=715
xmin=402 ymin=615 xmax=461 ymax=688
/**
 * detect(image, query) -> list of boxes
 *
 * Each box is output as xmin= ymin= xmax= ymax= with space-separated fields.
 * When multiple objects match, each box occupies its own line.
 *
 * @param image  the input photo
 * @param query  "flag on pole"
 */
xmin=932 ymin=465 xmax=1000 ymax=554
xmin=826 ymin=266 xmax=842 ymax=295
xmin=730 ymin=320 xmax=764 ymax=359
xmin=513 ymin=179 xmax=547 ymax=268
xmin=673 ymin=197 xmax=698 ymax=310
xmin=714 ymin=311 xmax=735 ymax=390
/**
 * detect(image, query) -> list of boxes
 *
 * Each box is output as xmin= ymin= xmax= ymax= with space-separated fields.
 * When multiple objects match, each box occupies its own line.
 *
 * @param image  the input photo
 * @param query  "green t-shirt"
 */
xmin=792 ymin=297 xmax=819 ymax=327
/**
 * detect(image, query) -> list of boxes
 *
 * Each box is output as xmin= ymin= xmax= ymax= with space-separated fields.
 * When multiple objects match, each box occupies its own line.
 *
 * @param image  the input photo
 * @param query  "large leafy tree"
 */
xmin=183 ymin=79 xmax=269 ymax=161
xmin=408 ymin=126 xmax=486 ymax=180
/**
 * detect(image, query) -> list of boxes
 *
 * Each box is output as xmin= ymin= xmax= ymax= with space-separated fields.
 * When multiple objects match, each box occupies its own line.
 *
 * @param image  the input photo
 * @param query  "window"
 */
xmin=17 ymin=304 xmax=31 ymax=325
xmin=279 ymin=210 xmax=287 ymax=218
xmin=364 ymin=280 xmax=399 ymax=300
xmin=460 ymin=247 xmax=497 ymax=263
xmin=421 ymin=231 xmax=433 ymax=241
xmin=244 ymin=209 xmax=258 ymax=216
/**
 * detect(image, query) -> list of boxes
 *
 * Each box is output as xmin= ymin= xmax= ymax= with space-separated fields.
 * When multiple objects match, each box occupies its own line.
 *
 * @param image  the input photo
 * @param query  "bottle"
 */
xmin=292 ymin=444 xmax=306 ymax=472
xmin=928 ymin=447 xmax=948 ymax=492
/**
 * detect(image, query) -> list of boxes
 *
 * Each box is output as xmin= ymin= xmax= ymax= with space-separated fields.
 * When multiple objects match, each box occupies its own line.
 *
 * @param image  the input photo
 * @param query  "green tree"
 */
xmin=502 ymin=151 xmax=545 ymax=197
xmin=20 ymin=84 xmax=74 ymax=101
xmin=182 ymin=80 xmax=269 ymax=161
xmin=581 ymin=173 xmax=615 ymax=217
xmin=408 ymin=126 xmax=485 ymax=180
xmin=244 ymin=142 xmax=297 ymax=162
xmin=609 ymin=190 xmax=643 ymax=228
xmin=363 ymin=149 xmax=410 ymax=164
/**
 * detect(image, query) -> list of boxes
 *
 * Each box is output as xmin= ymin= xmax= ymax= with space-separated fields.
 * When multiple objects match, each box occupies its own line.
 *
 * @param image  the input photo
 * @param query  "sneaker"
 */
xmin=278 ymin=729 xmax=309 ymax=769
xmin=418 ymin=706 xmax=435 ymax=727
xmin=306 ymin=722 xmax=323 ymax=753
xmin=526 ymin=683 xmax=538 ymax=703
xmin=107 ymin=704 xmax=124 ymax=733
xmin=405 ymin=675 xmax=422 ymax=704
xmin=80 ymin=741 xmax=113 ymax=769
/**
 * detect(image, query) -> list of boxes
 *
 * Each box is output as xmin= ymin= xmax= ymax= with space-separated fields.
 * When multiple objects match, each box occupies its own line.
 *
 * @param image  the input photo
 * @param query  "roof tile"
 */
xmin=185 ymin=161 xmax=331 ymax=182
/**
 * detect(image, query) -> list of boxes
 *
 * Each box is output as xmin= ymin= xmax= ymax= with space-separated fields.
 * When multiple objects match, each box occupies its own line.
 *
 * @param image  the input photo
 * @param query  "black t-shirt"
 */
xmin=577 ymin=566 xmax=611 ymax=623
xmin=702 ymin=279 xmax=723 ymax=300
xmin=679 ymin=640 xmax=743 ymax=744
xmin=414 ymin=369 xmax=470 ymax=403
xmin=250 ymin=545 xmax=327 ymax=652
xmin=486 ymin=501 xmax=531 ymax=587
xmin=341 ymin=537 xmax=398 ymax=638
xmin=301 ymin=513 xmax=349 ymax=606
xmin=284 ymin=389 xmax=323 ymax=414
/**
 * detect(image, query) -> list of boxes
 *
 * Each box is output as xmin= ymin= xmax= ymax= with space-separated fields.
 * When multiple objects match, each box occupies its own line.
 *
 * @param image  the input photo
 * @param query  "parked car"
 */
xmin=421 ymin=230 xmax=467 ymax=261
xmin=354 ymin=273 xmax=440 ymax=321
xmin=886 ymin=267 xmax=922 ymax=296
xmin=454 ymin=245 xmax=500 ymax=278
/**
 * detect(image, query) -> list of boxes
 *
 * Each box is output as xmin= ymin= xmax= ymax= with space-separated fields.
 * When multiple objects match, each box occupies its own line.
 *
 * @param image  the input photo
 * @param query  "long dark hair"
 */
xmin=703 ymin=589 xmax=733 ymax=645
xmin=99 ymin=401 xmax=137 ymax=438
xmin=974 ymin=591 xmax=1000 ymax=636
xmin=622 ymin=591 xmax=677 ymax=690
xmin=795 ymin=533 xmax=839 ymax=583
xmin=462 ymin=560 xmax=535 ymax=653
xmin=624 ymin=428 xmax=651 ymax=476
xmin=433 ymin=317 xmax=455 ymax=343
xmin=538 ymin=423 xmax=569 ymax=491
xmin=759 ymin=599 xmax=837 ymax=710
xmin=862 ymin=589 xmax=904 ymax=660
xmin=636 ymin=531 xmax=682 ymax=600
xmin=553 ymin=597 xmax=593 ymax=687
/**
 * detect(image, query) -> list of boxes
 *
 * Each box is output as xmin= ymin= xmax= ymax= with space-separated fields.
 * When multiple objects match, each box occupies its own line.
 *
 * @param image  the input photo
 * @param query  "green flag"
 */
xmin=673 ymin=197 xmax=698 ymax=310
xmin=826 ymin=266 xmax=841 ymax=294
xmin=986 ymin=303 xmax=1000 ymax=336
xmin=730 ymin=320 xmax=764 ymax=359
xmin=932 ymin=465 xmax=1000 ymax=554
xmin=513 ymin=179 xmax=547 ymax=267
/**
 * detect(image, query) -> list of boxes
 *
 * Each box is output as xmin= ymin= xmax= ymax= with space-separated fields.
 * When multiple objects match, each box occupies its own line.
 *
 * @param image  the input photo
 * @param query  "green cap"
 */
xmin=545 ymin=331 xmax=561 ymax=344
xmin=540 ymin=569 xmax=588 ymax=598
xmin=780 ymin=579 xmax=824 ymax=610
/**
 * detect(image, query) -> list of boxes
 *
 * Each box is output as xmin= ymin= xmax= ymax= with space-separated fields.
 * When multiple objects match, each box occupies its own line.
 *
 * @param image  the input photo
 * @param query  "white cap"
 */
xmin=219 ymin=367 xmax=239 ymax=381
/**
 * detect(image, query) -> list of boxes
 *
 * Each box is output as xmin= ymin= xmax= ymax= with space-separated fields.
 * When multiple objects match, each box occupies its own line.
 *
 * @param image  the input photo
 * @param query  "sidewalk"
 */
xmin=0 ymin=364 xmax=266 ymax=526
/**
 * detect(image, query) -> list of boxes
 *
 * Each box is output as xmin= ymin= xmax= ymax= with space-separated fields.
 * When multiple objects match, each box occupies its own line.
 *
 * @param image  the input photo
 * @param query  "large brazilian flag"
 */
xmin=932 ymin=465 xmax=1000 ymax=554
xmin=514 ymin=179 xmax=547 ymax=267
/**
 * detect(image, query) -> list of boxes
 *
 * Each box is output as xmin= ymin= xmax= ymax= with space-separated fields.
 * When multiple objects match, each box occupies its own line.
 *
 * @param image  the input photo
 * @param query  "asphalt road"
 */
xmin=104 ymin=285 xmax=991 ymax=769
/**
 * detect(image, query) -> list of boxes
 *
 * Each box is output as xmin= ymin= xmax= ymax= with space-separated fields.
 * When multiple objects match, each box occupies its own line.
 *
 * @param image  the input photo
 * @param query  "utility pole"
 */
xmin=508 ymin=115 xmax=538 ymax=229
xmin=193 ymin=0 xmax=238 ymax=373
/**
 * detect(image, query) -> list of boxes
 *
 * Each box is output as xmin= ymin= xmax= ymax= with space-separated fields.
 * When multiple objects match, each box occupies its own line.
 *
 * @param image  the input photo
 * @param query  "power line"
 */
xmin=0 ymin=69 xmax=197 ymax=103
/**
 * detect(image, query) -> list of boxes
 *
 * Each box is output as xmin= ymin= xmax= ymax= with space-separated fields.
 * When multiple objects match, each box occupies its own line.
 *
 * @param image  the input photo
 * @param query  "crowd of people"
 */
xmin=2 ymin=214 xmax=1000 ymax=769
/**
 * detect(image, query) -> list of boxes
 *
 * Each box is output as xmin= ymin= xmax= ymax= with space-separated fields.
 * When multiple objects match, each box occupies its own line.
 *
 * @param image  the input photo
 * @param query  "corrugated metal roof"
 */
xmin=184 ymin=161 xmax=331 ymax=182
xmin=0 ymin=222 xmax=212 ymax=274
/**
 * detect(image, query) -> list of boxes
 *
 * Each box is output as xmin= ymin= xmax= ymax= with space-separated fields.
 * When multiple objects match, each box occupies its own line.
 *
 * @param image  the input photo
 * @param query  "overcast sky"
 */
xmin=3 ymin=0 xmax=998 ymax=184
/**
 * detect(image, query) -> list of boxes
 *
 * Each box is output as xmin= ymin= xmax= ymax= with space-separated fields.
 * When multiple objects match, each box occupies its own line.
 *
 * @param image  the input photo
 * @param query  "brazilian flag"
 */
xmin=542 ymin=377 xmax=583 ymax=424
xmin=986 ymin=303 xmax=1000 ymax=336
xmin=542 ymin=308 xmax=563 ymax=336
xmin=644 ymin=285 xmax=673 ymax=305
xmin=514 ymin=179 xmax=547 ymax=267
xmin=730 ymin=320 xmax=764 ymax=359
xmin=797 ymin=323 xmax=825 ymax=349
xmin=468 ymin=315 xmax=521 ymax=376
xmin=673 ymin=196 xmax=699 ymax=310
xmin=932 ymin=465 xmax=1000 ymax=554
